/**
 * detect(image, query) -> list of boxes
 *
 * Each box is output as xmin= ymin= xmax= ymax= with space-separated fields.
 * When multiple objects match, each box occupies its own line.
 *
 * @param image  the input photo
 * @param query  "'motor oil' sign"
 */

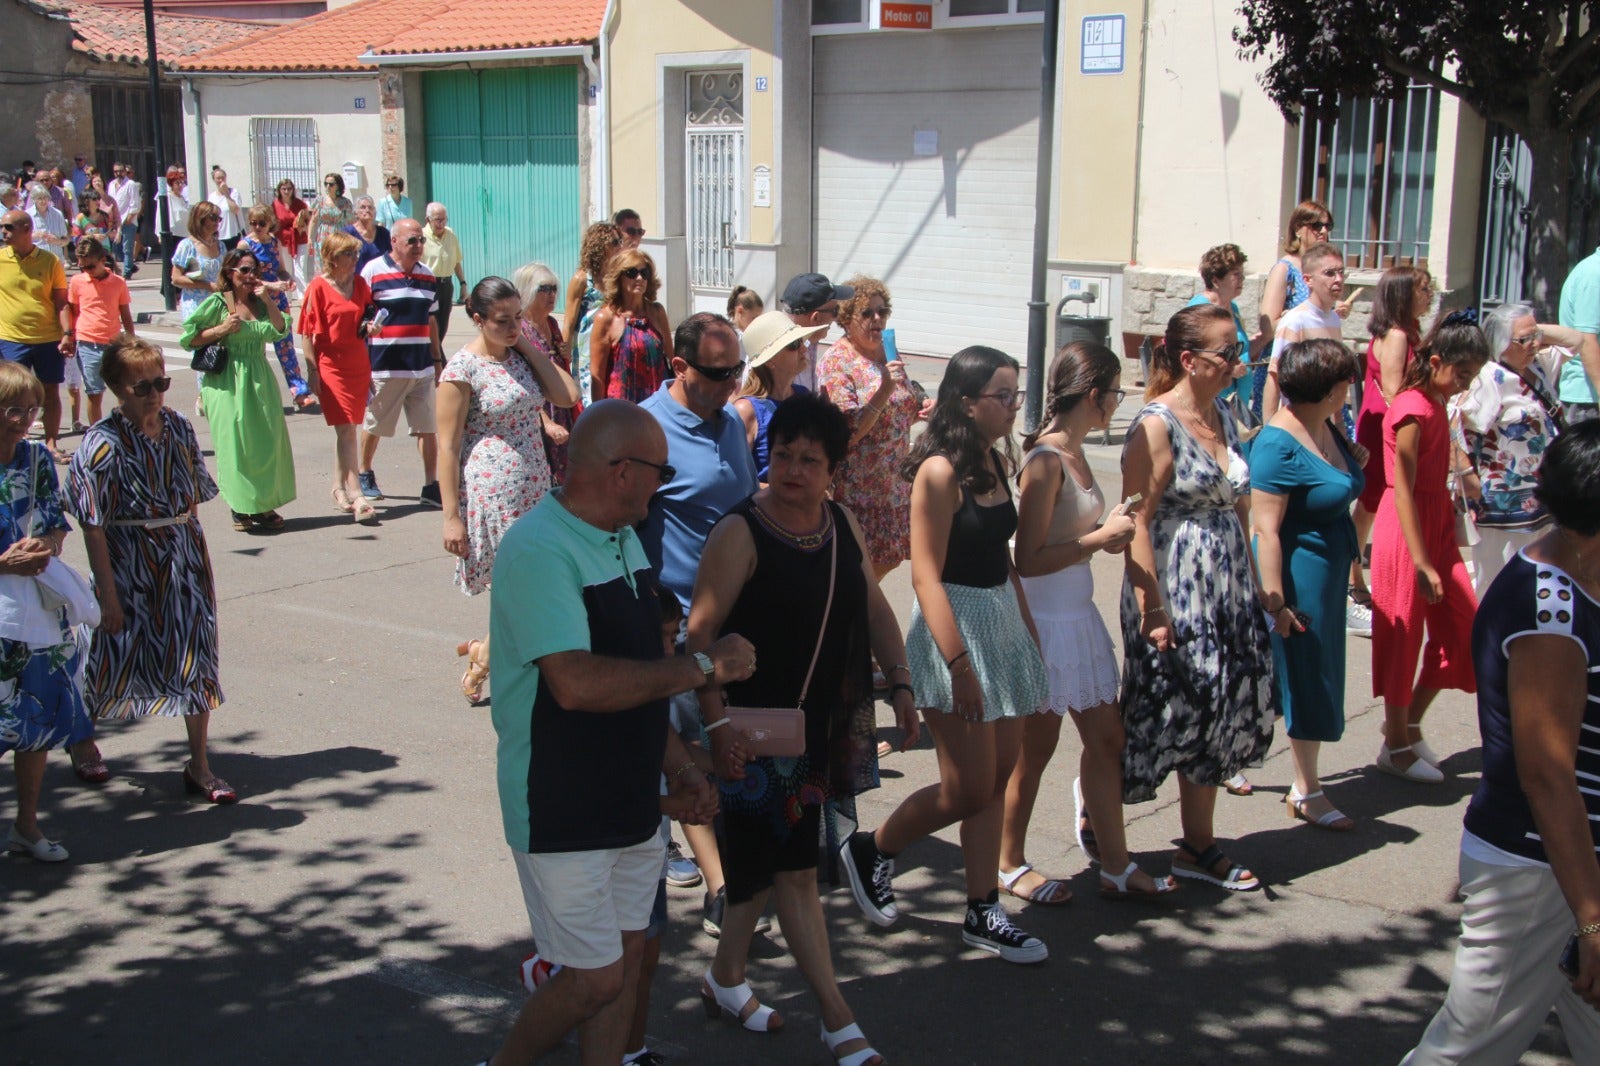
xmin=878 ymin=2 xmax=933 ymax=29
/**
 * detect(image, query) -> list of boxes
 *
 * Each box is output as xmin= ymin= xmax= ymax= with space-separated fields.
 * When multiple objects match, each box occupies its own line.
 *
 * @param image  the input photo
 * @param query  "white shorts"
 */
xmin=512 ymin=834 xmax=665 ymax=971
xmin=362 ymin=375 xmax=436 ymax=437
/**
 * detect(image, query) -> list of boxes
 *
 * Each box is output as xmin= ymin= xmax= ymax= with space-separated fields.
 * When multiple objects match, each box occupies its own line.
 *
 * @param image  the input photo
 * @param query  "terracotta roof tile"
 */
xmin=22 ymin=0 xmax=265 ymax=65
xmin=178 ymin=0 xmax=603 ymax=73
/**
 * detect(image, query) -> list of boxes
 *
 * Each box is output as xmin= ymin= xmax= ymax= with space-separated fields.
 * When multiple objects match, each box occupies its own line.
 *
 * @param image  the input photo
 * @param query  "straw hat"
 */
xmin=743 ymin=310 xmax=829 ymax=369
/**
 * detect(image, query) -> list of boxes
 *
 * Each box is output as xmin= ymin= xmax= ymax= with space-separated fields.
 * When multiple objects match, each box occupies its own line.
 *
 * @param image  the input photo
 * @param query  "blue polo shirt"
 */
xmin=639 ymin=381 xmax=758 ymax=610
xmin=1557 ymin=246 xmax=1600 ymax=404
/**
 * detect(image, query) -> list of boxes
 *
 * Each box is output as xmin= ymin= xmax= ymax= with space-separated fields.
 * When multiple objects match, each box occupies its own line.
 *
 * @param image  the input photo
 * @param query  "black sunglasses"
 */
xmin=402 ymin=236 xmax=425 ymax=246
xmin=620 ymin=266 xmax=652 ymax=280
xmin=1192 ymin=342 xmax=1246 ymax=364
xmin=129 ymin=376 xmax=172 ymax=397
xmin=681 ymin=357 xmax=745 ymax=382
xmin=623 ymin=226 xmax=645 ymax=238
xmin=611 ymin=457 xmax=676 ymax=484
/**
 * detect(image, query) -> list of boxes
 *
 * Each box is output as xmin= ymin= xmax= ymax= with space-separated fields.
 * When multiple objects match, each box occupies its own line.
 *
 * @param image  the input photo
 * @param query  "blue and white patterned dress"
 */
xmin=0 ymin=440 xmax=91 ymax=754
xmin=1119 ymin=401 xmax=1275 ymax=802
xmin=242 ymin=233 xmax=311 ymax=401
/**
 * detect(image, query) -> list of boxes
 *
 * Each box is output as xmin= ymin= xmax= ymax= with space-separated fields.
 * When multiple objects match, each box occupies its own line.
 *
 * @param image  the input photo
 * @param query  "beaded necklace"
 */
xmin=751 ymin=501 xmax=834 ymax=552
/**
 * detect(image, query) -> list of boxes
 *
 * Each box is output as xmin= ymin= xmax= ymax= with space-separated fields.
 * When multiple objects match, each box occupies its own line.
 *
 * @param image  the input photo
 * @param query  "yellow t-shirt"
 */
xmin=0 ymin=246 xmax=66 ymax=344
xmin=422 ymin=226 xmax=462 ymax=280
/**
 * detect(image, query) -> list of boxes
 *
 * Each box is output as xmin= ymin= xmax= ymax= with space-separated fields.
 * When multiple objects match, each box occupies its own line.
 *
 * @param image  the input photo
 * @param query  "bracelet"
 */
xmin=889 ymin=682 xmax=914 ymax=699
xmin=1578 ymin=921 xmax=1600 ymax=939
xmin=949 ymin=660 xmax=974 ymax=680
xmin=887 ymin=663 xmax=910 ymax=677
xmin=671 ymin=762 xmax=698 ymax=780
xmin=1141 ymin=606 xmax=1168 ymax=619
xmin=945 ymin=649 xmax=969 ymax=669
xmin=704 ymin=717 xmax=731 ymax=734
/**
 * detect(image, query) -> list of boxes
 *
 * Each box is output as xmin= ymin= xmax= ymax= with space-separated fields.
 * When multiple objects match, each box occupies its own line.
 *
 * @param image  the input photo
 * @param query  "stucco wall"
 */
xmin=185 ymin=75 xmax=385 ymax=207
xmin=1055 ymin=0 xmax=1141 ymax=265
xmin=0 ymin=6 xmax=95 ymax=170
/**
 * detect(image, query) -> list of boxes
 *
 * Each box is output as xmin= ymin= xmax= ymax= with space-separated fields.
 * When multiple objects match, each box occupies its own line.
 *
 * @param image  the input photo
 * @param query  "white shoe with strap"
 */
xmin=822 ymin=1021 xmax=884 ymax=1066
xmin=1376 ymin=743 xmax=1445 ymax=783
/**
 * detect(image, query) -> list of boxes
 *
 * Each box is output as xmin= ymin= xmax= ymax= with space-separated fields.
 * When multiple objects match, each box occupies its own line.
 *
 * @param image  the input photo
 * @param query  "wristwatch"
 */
xmin=692 ymin=651 xmax=715 ymax=683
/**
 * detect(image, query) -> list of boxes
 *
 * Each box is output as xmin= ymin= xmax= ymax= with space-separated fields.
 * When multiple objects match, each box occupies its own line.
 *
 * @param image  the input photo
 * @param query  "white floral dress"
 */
xmin=439 ymin=349 xmax=551 ymax=594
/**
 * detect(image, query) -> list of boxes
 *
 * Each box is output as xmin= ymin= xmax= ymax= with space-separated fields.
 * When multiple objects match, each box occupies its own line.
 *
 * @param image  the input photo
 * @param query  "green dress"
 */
xmin=179 ymin=292 xmax=297 ymax=514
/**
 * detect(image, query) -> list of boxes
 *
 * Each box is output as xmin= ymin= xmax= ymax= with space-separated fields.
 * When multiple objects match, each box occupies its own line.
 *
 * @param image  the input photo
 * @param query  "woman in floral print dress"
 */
xmin=438 ymin=278 xmax=579 ymax=702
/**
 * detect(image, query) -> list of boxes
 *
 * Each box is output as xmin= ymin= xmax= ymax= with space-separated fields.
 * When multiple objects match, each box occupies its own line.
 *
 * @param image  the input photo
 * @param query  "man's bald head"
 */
xmin=568 ymin=399 xmax=665 ymax=470
xmin=1 ymin=210 xmax=32 ymax=250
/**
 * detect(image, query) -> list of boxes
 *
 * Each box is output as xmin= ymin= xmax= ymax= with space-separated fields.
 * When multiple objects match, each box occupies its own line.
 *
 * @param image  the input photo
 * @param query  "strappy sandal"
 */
xmin=1073 ymin=777 xmax=1100 ymax=865
xmin=1099 ymin=860 xmax=1179 ymax=901
xmin=70 ymin=743 xmax=111 ymax=784
xmin=456 ymin=639 xmax=489 ymax=704
xmin=230 ymin=511 xmax=255 ymax=532
xmin=1170 ymin=840 xmax=1259 ymax=891
xmin=1223 ymin=773 xmax=1254 ymax=796
xmin=998 ymin=863 xmax=1072 ymax=905
xmin=351 ymin=497 xmax=378 ymax=524
xmin=254 ymin=511 xmax=286 ymax=532
xmin=1286 ymin=788 xmax=1355 ymax=832
xmin=700 ymin=971 xmax=782 ymax=1032
xmin=821 ymin=1020 xmax=884 ymax=1066
xmin=331 ymin=487 xmax=355 ymax=514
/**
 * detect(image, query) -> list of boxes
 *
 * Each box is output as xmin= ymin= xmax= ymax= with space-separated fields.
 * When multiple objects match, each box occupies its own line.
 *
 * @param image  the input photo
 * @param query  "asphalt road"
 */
xmin=0 ymin=275 xmax=1577 ymax=1065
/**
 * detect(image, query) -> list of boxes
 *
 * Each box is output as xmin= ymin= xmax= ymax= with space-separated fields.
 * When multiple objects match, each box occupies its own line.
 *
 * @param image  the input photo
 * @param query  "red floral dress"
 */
xmin=605 ymin=312 xmax=667 ymax=402
xmin=439 ymin=349 xmax=551 ymax=594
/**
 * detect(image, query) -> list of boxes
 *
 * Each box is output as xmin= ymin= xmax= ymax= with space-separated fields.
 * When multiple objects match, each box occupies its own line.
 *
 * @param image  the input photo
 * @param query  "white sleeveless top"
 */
xmin=1021 ymin=443 xmax=1106 ymax=549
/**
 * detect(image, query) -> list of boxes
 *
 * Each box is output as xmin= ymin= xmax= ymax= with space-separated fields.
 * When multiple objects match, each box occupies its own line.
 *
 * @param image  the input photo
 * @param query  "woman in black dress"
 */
xmin=687 ymin=394 xmax=917 ymax=1066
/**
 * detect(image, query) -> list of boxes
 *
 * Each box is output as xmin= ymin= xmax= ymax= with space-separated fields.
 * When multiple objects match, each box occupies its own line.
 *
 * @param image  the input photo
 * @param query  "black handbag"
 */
xmin=189 ymin=294 xmax=231 ymax=374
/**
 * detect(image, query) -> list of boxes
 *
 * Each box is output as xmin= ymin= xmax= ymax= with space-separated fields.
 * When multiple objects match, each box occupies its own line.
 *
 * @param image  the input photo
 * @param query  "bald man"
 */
xmin=0 ymin=209 xmax=73 ymax=460
xmin=483 ymin=401 xmax=754 ymax=1066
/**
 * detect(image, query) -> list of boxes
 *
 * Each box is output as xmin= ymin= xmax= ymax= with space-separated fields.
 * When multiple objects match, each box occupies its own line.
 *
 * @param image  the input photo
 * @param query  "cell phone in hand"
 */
xmin=1561 ymin=932 xmax=1581 ymax=980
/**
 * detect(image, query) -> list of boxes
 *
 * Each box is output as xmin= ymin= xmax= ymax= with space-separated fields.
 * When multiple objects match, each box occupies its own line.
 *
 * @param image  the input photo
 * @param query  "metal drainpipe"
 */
xmin=183 ymin=78 xmax=205 ymax=188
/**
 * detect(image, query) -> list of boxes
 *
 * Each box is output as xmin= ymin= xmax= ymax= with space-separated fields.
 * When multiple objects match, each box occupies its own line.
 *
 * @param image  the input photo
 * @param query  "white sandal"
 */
xmin=1099 ymin=860 xmax=1178 ymax=900
xmin=1376 ymin=743 xmax=1444 ymax=783
xmin=700 ymin=970 xmax=782 ymax=1032
xmin=1407 ymin=724 xmax=1441 ymax=767
xmin=822 ymin=1020 xmax=884 ymax=1066
xmin=1285 ymin=788 xmax=1355 ymax=831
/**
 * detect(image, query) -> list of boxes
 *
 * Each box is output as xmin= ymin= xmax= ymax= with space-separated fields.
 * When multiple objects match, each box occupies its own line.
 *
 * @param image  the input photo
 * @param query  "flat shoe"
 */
xmin=1376 ymin=743 xmax=1444 ymax=784
xmin=70 ymin=747 xmax=111 ymax=784
xmin=7 ymin=824 xmax=68 ymax=862
xmin=230 ymin=511 xmax=254 ymax=532
xmin=1099 ymin=860 xmax=1179 ymax=900
xmin=998 ymin=863 xmax=1072 ymax=905
xmin=1170 ymin=840 xmax=1259 ymax=891
xmin=1286 ymin=788 xmax=1355 ymax=831
xmin=183 ymin=764 xmax=238 ymax=804
xmin=253 ymin=511 xmax=286 ymax=532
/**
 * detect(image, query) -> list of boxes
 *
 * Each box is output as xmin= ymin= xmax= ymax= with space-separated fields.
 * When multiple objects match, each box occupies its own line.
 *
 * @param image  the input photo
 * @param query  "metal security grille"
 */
xmin=1294 ymin=84 xmax=1440 ymax=271
xmin=1477 ymin=124 xmax=1533 ymax=308
xmin=249 ymin=118 xmax=319 ymax=206
xmin=686 ymin=70 xmax=743 ymax=291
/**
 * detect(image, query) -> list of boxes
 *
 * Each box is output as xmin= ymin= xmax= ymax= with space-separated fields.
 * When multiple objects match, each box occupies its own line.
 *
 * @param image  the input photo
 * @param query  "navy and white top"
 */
xmin=360 ymin=254 xmax=437 ymax=379
xmin=1463 ymin=551 xmax=1600 ymax=864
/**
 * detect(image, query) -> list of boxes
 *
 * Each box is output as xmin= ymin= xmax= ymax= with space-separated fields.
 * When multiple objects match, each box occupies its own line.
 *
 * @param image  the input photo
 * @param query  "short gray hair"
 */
xmin=512 ymin=261 xmax=559 ymax=309
xmin=354 ymin=194 xmax=376 ymax=211
xmin=425 ymin=201 xmax=447 ymax=220
xmin=1483 ymin=301 xmax=1537 ymax=360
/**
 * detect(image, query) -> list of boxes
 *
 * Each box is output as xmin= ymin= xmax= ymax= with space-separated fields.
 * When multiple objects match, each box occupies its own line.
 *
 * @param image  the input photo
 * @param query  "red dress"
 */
xmin=297 ymin=274 xmax=373 ymax=426
xmin=1355 ymin=335 xmax=1413 ymax=512
xmin=1369 ymin=388 xmax=1478 ymax=704
xmin=272 ymin=197 xmax=307 ymax=258
xmin=604 ymin=312 xmax=667 ymax=402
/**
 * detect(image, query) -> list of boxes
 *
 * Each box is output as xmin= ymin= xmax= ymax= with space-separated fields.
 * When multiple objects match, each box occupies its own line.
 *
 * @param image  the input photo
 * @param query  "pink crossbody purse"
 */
xmin=721 ymin=522 xmax=837 ymax=758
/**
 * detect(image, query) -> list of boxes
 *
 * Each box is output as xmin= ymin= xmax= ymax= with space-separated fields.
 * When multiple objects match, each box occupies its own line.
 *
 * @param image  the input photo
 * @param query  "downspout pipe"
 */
xmin=595 ymin=0 xmax=618 ymax=221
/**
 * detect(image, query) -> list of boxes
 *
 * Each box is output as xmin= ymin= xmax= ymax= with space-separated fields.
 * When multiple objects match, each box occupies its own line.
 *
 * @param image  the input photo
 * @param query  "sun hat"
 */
xmin=743 ymin=311 xmax=829 ymax=369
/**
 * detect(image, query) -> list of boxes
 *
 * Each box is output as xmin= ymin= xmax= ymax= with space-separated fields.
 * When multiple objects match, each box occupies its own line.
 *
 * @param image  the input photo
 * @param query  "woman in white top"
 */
xmin=1006 ymin=342 xmax=1177 ymax=899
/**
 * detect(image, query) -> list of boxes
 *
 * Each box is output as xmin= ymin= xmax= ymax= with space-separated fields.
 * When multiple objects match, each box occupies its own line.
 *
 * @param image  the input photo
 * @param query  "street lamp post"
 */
xmin=142 ymin=0 xmax=174 ymax=311
xmin=1024 ymin=0 xmax=1062 ymax=433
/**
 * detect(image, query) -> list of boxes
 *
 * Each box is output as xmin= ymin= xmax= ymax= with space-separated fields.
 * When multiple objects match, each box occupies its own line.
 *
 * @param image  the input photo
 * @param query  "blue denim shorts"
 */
xmin=0 ymin=339 xmax=64 ymax=385
xmin=75 ymin=340 xmax=107 ymax=394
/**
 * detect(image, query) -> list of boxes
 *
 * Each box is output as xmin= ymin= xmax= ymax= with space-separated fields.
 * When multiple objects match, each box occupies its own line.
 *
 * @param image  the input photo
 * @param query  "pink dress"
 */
xmin=815 ymin=338 xmax=920 ymax=569
xmin=438 ymin=349 xmax=551 ymax=595
xmin=1369 ymin=389 xmax=1477 ymax=704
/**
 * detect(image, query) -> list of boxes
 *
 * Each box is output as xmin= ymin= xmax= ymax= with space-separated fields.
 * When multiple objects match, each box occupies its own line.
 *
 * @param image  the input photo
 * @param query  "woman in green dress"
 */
xmin=179 ymin=248 xmax=297 ymax=531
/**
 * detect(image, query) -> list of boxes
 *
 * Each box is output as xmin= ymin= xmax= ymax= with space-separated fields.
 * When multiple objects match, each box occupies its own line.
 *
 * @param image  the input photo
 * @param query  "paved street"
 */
xmin=0 ymin=275 xmax=1575 ymax=1065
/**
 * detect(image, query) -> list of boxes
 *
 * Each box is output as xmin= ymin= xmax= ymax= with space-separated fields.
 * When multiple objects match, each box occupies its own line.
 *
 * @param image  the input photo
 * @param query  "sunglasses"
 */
xmin=537 ymin=284 xmax=559 ymax=295
xmin=128 ymin=376 xmax=172 ymax=397
xmin=610 ymin=456 xmax=676 ymax=484
xmin=1513 ymin=329 xmax=1544 ymax=347
xmin=1192 ymin=342 xmax=1246 ymax=364
xmin=232 ymin=265 xmax=258 ymax=275
xmin=623 ymin=226 xmax=645 ymax=238
xmin=0 ymin=405 xmax=41 ymax=423
xmin=385 ymin=182 xmax=401 ymax=188
xmin=324 ymin=180 xmax=339 ymax=187
xmin=402 ymin=236 xmax=425 ymax=246
xmin=1308 ymin=220 xmax=1333 ymax=232
xmin=859 ymin=305 xmax=891 ymax=320
xmin=620 ymin=266 xmax=652 ymax=280
xmin=681 ymin=357 xmax=745 ymax=382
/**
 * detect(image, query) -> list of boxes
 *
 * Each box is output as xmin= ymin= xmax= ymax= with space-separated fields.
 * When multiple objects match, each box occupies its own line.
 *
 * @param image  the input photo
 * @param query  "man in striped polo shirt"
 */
xmin=358 ymin=218 xmax=444 ymax=506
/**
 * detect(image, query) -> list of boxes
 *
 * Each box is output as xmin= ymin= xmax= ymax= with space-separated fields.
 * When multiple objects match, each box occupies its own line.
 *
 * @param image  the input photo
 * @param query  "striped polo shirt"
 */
xmin=360 ymin=254 xmax=437 ymax=379
xmin=1464 ymin=551 xmax=1600 ymax=863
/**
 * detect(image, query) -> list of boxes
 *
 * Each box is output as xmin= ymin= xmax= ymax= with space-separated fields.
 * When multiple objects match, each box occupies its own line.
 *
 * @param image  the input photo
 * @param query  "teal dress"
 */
xmin=1249 ymin=425 xmax=1363 ymax=741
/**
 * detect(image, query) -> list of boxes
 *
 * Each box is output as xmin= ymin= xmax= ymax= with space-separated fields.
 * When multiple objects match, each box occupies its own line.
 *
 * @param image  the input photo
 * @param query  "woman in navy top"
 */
xmin=1406 ymin=420 xmax=1600 ymax=1063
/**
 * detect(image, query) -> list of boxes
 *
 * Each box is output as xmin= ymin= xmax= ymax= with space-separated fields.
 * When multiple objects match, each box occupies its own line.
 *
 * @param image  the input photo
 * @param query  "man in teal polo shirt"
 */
xmin=1557 ymin=246 xmax=1600 ymax=424
xmin=483 ymin=400 xmax=753 ymax=1066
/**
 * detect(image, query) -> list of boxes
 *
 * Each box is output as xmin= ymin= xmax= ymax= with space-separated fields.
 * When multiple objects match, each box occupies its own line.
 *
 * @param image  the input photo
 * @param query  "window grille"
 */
xmin=249 ymin=118 xmax=319 ymax=207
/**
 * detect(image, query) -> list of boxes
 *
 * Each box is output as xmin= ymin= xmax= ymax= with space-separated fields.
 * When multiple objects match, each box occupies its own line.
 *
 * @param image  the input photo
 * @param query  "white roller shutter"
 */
xmin=813 ymin=29 xmax=1040 ymax=360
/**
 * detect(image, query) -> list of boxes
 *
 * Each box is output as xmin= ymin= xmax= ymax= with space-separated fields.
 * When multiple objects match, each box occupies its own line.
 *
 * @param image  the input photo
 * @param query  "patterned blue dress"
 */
xmin=1253 ymin=258 xmax=1310 ymax=419
xmin=0 ymin=440 xmax=91 ymax=754
xmin=241 ymin=234 xmax=311 ymax=400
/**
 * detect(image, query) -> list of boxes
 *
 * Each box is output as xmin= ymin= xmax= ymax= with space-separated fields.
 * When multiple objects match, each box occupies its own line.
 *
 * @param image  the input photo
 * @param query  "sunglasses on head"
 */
xmin=128 ymin=376 xmax=172 ymax=397
xmin=610 ymin=456 xmax=676 ymax=484
xmin=681 ymin=357 xmax=745 ymax=382
xmin=620 ymin=266 xmax=651 ymax=280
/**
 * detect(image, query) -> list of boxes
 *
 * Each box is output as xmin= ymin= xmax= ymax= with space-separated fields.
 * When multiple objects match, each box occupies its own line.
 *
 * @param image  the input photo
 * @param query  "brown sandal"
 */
xmin=456 ymin=639 xmax=489 ymax=704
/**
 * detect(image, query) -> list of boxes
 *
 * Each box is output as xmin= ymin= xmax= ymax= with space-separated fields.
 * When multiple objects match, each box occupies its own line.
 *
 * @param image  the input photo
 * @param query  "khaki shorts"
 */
xmin=362 ymin=375 xmax=436 ymax=437
xmin=512 ymin=835 xmax=665 ymax=970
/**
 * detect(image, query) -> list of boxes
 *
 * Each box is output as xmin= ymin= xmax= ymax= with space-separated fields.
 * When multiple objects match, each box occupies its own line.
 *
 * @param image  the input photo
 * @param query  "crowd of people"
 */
xmin=5 ymin=164 xmax=1600 ymax=1064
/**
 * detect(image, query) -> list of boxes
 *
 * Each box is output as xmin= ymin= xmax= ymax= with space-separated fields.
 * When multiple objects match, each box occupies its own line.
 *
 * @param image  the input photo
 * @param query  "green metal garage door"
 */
xmin=423 ymin=66 xmax=580 ymax=290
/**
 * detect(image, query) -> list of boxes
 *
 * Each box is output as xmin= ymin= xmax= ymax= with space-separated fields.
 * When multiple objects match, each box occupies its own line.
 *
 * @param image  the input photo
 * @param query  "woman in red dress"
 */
xmin=270 ymin=178 xmax=309 ymax=287
xmin=298 ymin=230 xmax=376 ymax=522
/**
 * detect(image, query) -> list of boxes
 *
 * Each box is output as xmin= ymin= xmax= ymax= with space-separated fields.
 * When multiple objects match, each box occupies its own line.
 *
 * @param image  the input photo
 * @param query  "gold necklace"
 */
xmin=1180 ymin=397 xmax=1222 ymax=443
xmin=752 ymin=501 xmax=833 ymax=551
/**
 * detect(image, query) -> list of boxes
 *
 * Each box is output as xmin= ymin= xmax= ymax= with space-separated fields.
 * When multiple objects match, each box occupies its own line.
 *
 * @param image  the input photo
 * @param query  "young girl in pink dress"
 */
xmin=1369 ymin=311 xmax=1489 ymax=784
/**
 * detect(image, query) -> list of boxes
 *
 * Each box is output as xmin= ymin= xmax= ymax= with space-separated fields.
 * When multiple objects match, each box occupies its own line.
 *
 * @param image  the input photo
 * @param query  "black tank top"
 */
xmin=939 ymin=450 xmax=1016 ymax=589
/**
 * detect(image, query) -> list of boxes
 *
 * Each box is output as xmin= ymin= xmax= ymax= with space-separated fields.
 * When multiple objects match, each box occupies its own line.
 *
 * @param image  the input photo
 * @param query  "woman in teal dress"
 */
xmin=1251 ymin=338 xmax=1364 ymax=831
xmin=179 ymin=248 xmax=297 ymax=532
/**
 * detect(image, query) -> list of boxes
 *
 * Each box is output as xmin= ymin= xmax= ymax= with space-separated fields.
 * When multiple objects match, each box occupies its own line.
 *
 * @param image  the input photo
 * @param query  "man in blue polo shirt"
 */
xmin=482 ymin=400 xmax=752 ymax=1066
xmin=359 ymin=218 xmax=444 ymax=505
xmin=1557 ymin=246 xmax=1600 ymax=425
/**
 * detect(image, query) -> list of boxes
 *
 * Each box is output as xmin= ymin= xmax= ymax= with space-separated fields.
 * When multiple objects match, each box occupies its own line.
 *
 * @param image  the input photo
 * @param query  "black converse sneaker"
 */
xmin=963 ymin=893 xmax=1049 ymax=964
xmin=841 ymin=830 xmax=898 ymax=927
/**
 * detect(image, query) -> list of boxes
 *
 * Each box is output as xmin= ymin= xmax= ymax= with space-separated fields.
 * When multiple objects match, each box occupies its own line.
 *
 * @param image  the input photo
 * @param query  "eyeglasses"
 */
xmin=859 ymin=305 xmax=892 ymax=320
xmin=128 ymin=376 xmax=172 ymax=397
xmin=682 ymin=357 xmax=745 ymax=382
xmin=1513 ymin=328 xmax=1544 ymax=347
xmin=0 ymin=405 xmax=41 ymax=423
xmin=623 ymin=226 xmax=645 ymax=238
xmin=1104 ymin=388 xmax=1127 ymax=406
xmin=610 ymin=456 xmax=676 ymax=484
xmin=1192 ymin=342 xmax=1246 ymax=364
xmin=974 ymin=389 xmax=1023 ymax=408
xmin=402 ymin=236 xmax=425 ymax=246
xmin=620 ymin=266 xmax=652 ymax=280
xmin=232 ymin=264 xmax=258 ymax=275
xmin=1317 ymin=267 xmax=1346 ymax=278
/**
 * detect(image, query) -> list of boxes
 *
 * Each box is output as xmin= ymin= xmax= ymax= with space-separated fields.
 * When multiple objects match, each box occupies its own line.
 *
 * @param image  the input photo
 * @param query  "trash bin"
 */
xmin=1054 ymin=297 xmax=1112 ymax=352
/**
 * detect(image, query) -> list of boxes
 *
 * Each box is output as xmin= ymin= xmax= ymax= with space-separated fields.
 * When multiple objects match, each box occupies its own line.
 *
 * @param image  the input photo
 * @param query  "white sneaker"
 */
xmin=1346 ymin=598 xmax=1373 ymax=636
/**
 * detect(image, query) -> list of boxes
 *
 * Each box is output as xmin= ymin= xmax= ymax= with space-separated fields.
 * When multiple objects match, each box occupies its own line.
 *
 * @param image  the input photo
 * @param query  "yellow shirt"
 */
xmin=422 ymin=226 xmax=463 ymax=280
xmin=0 ymin=246 xmax=66 ymax=344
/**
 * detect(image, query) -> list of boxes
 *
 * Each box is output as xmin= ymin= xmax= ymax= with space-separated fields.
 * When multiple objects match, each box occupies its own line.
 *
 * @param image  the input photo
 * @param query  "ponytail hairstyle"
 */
xmin=1368 ymin=264 xmax=1426 ymax=343
xmin=726 ymin=285 xmax=763 ymax=319
xmin=1145 ymin=303 xmax=1233 ymax=401
xmin=1021 ymin=340 xmax=1121 ymax=451
xmin=466 ymin=275 xmax=520 ymax=320
xmin=901 ymin=345 xmax=1020 ymax=495
xmin=1400 ymin=307 xmax=1490 ymax=394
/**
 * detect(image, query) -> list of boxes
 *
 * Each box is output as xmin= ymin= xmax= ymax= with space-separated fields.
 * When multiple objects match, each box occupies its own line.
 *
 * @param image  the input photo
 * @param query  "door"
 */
xmin=423 ymin=66 xmax=581 ymax=287
xmin=812 ymin=29 xmax=1040 ymax=359
xmin=685 ymin=70 xmax=744 ymax=308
